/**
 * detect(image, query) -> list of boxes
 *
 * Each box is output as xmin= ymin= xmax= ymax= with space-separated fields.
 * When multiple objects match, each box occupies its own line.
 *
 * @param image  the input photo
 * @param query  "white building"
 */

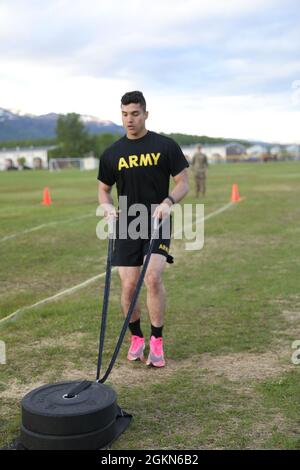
xmin=181 ymin=142 xmax=246 ymax=163
xmin=181 ymin=144 xmax=227 ymax=163
xmin=0 ymin=145 xmax=55 ymax=171
xmin=246 ymin=144 xmax=268 ymax=157
xmin=270 ymin=145 xmax=281 ymax=156
xmin=286 ymin=144 xmax=300 ymax=160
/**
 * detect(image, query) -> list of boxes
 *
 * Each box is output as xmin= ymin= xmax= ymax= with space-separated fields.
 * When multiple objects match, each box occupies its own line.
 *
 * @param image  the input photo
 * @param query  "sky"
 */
xmin=0 ymin=0 xmax=300 ymax=143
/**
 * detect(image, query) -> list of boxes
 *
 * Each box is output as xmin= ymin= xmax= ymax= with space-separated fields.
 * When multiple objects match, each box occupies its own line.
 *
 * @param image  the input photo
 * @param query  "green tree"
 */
xmin=0 ymin=138 xmax=56 ymax=149
xmin=55 ymin=113 xmax=90 ymax=157
xmin=90 ymin=133 xmax=122 ymax=158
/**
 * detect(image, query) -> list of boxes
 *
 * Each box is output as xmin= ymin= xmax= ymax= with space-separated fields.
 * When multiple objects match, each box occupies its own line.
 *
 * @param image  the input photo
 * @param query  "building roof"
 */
xmin=0 ymin=145 xmax=56 ymax=154
xmin=246 ymin=144 xmax=268 ymax=154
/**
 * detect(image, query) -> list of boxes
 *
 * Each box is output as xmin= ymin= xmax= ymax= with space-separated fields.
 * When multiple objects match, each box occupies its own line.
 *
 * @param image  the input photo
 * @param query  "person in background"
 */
xmin=191 ymin=144 xmax=208 ymax=197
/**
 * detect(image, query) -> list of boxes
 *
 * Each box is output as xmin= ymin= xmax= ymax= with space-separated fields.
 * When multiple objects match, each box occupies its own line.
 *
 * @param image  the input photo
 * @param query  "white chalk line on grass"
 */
xmin=173 ymin=201 xmax=234 ymax=238
xmin=0 ymin=270 xmax=117 ymax=325
xmin=0 ymin=201 xmax=237 ymax=325
xmin=0 ymin=213 xmax=94 ymax=243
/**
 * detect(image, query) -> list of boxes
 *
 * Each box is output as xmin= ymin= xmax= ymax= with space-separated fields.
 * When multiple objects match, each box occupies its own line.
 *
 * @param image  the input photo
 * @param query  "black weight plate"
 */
xmin=20 ymin=420 xmax=117 ymax=450
xmin=21 ymin=381 xmax=117 ymax=436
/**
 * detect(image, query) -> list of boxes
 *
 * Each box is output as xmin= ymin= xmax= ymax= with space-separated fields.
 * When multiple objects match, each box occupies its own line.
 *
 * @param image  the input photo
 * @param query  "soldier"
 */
xmin=191 ymin=144 xmax=208 ymax=197
xmin=98 ymin=91 xmax=189 ymax=367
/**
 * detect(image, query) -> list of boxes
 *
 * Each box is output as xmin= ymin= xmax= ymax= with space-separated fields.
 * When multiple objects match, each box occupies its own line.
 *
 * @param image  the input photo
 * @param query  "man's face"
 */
xmin=121 ymin=103 xmax=148 ymax=137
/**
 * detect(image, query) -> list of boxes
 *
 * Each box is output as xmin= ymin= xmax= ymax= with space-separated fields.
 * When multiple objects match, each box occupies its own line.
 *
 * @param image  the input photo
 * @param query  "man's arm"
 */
xmin=165 ymin=168 xmax=189 ymax=205
xmin=98 ymin=181 xmax=118 ymax=219
xmin=153 ymin=168 xmax=189 ymax=219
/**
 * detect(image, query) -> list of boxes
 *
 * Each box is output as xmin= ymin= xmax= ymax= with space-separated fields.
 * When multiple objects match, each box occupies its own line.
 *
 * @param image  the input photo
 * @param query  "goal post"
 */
xmin=48 ymin=158 xmax=84 ymax=172
xmin=48 ymin=157 xmax=98 ymax=171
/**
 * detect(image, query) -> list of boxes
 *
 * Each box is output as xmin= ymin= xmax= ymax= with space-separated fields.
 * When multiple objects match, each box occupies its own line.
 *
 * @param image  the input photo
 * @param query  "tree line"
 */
xmin=0 ymin=113 xmax=251 ymax=158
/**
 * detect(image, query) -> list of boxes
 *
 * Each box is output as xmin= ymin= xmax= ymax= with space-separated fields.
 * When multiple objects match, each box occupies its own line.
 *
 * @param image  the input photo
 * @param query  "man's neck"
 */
xmin=126 ymin=128 xmax=148 ymax=140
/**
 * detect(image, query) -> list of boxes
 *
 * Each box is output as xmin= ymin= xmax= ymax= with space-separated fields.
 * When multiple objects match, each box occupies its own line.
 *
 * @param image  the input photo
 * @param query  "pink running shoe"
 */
xmin=127 ymin=335 xmax=145 ymax=362
xmin=146 ymin=336 xmax=165 ymax=367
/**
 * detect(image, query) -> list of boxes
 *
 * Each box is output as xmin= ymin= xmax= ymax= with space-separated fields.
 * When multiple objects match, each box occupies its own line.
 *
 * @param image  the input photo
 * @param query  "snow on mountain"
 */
xmin=0 ymin=108 xmax=18 ymax=121
xmin=0 ymin=107 xmax=124 ymax=140
xmin=80 ymin=114 xmax=114 ymax=126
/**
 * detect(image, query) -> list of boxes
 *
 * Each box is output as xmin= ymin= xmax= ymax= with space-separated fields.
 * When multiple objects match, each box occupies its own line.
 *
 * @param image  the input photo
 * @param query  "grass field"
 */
xmin=0 ymin=161 xmax=300 ymax=450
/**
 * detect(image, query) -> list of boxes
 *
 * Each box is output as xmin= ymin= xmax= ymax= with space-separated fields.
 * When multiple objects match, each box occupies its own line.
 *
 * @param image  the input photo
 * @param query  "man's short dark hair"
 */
xmin=121 ymin=91 xmax=146 ymax=111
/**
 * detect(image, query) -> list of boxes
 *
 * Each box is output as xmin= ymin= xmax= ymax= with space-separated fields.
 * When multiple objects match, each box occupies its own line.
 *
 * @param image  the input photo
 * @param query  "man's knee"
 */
xmin=144 ymin=272 xmax=163 ymax=292
xmin=121 ymin=280 xmax=138 ymax=301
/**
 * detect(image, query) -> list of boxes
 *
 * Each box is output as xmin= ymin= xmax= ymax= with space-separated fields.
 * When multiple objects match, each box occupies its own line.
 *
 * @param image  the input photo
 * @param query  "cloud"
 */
xmin=0 ymin=0 xmax=287 ymax=62
xmin=148 ymin=92 xmax=300 ymax=143
xmin=0 ymin=0 xmax=299 ymax=141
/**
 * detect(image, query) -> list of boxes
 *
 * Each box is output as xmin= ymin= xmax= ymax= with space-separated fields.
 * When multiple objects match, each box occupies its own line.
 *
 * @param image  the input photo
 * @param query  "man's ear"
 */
xmin=145 ymin=111 xmax=149 ymax=120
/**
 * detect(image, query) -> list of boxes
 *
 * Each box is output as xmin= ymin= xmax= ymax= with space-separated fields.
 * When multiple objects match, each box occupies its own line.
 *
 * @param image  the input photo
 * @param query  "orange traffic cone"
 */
xmin=41 ymin=187 xmax=52 ymax=205
xmin=231 ymin=183 xmax=241 ymax=202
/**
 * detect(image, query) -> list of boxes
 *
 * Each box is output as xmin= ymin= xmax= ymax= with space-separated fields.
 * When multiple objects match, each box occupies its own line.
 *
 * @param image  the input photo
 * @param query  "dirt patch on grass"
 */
xmin=198 ymin=349 xmax=294 ymax=382
xmin=271 ymin=295 xmax=300 ymax=336
xmin=247 ymin=413 xmax=291 ymax=449
xmin=272 ymin=294 xmax=300 ymax=307
xmin=98 ymin=348 xmax=294 ymax=387
xmin=279 ymin=295 xmax=300 ymax=322
xmin=282 ymin=309 xmax=300 ymax=323
xmin=118 ymin=344 xmax=293 ymax=386
xmin=0 ymin=367 xmax=95 ymax=401
xmin=0 ymin=346 xmax=294 ymax=401
xmin=30 ymin=332 xmax=88 ymax=350
xmin=0 ymin=378 xmax=53 ymax=400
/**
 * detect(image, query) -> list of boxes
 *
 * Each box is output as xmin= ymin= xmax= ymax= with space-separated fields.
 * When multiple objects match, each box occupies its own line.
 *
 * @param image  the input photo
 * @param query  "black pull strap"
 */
xmin=96 ymin=234 xmax=114 ymax=381
xmin=97 ymin=217 xmax=165 ymax=384
xmin=65 ymin=380 xmax=92 ymax=398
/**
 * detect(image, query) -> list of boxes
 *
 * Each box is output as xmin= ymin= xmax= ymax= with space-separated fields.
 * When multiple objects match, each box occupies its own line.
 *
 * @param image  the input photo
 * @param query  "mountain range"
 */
xmin=0 ymin=107 xmax=288 ymax=147
xmin=0 ymin=108 xmax=124 ymax=141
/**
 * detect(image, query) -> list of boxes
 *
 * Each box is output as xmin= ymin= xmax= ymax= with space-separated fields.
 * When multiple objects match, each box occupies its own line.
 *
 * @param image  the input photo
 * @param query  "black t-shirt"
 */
xmin=97 ymin=130 xmax=189 ymax=212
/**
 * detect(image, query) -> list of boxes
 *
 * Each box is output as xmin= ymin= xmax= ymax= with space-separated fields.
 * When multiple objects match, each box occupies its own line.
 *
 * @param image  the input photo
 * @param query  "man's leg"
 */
xmin=118 ymin=266 xmax=141 ymax=322
xmin=144 ymin=253 xmax=167 ymax=367
xmin=118 ymin=266 xmax=145 ymax=361
xmin=144 ymin=253 xmax=167 ymax=328
xmin=198 ymin=177 xmax=203 ymax=196
xmin=195 ymin=176 xmax=200 ymax=197
xmin=202 ymin=177 xmax=206 ymax=196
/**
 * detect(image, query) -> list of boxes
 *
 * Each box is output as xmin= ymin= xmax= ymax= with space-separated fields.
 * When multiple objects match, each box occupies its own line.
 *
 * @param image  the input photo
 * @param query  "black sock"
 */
xmin=128 ymin=319 xmax=144 ymax=338
xmin=151 ymin=324 xmax=163 ymax=338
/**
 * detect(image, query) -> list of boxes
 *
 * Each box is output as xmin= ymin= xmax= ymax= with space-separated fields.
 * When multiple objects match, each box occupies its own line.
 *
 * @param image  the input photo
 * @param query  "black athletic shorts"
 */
xmin=112 ymin=216 xmax=173 ymax=267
